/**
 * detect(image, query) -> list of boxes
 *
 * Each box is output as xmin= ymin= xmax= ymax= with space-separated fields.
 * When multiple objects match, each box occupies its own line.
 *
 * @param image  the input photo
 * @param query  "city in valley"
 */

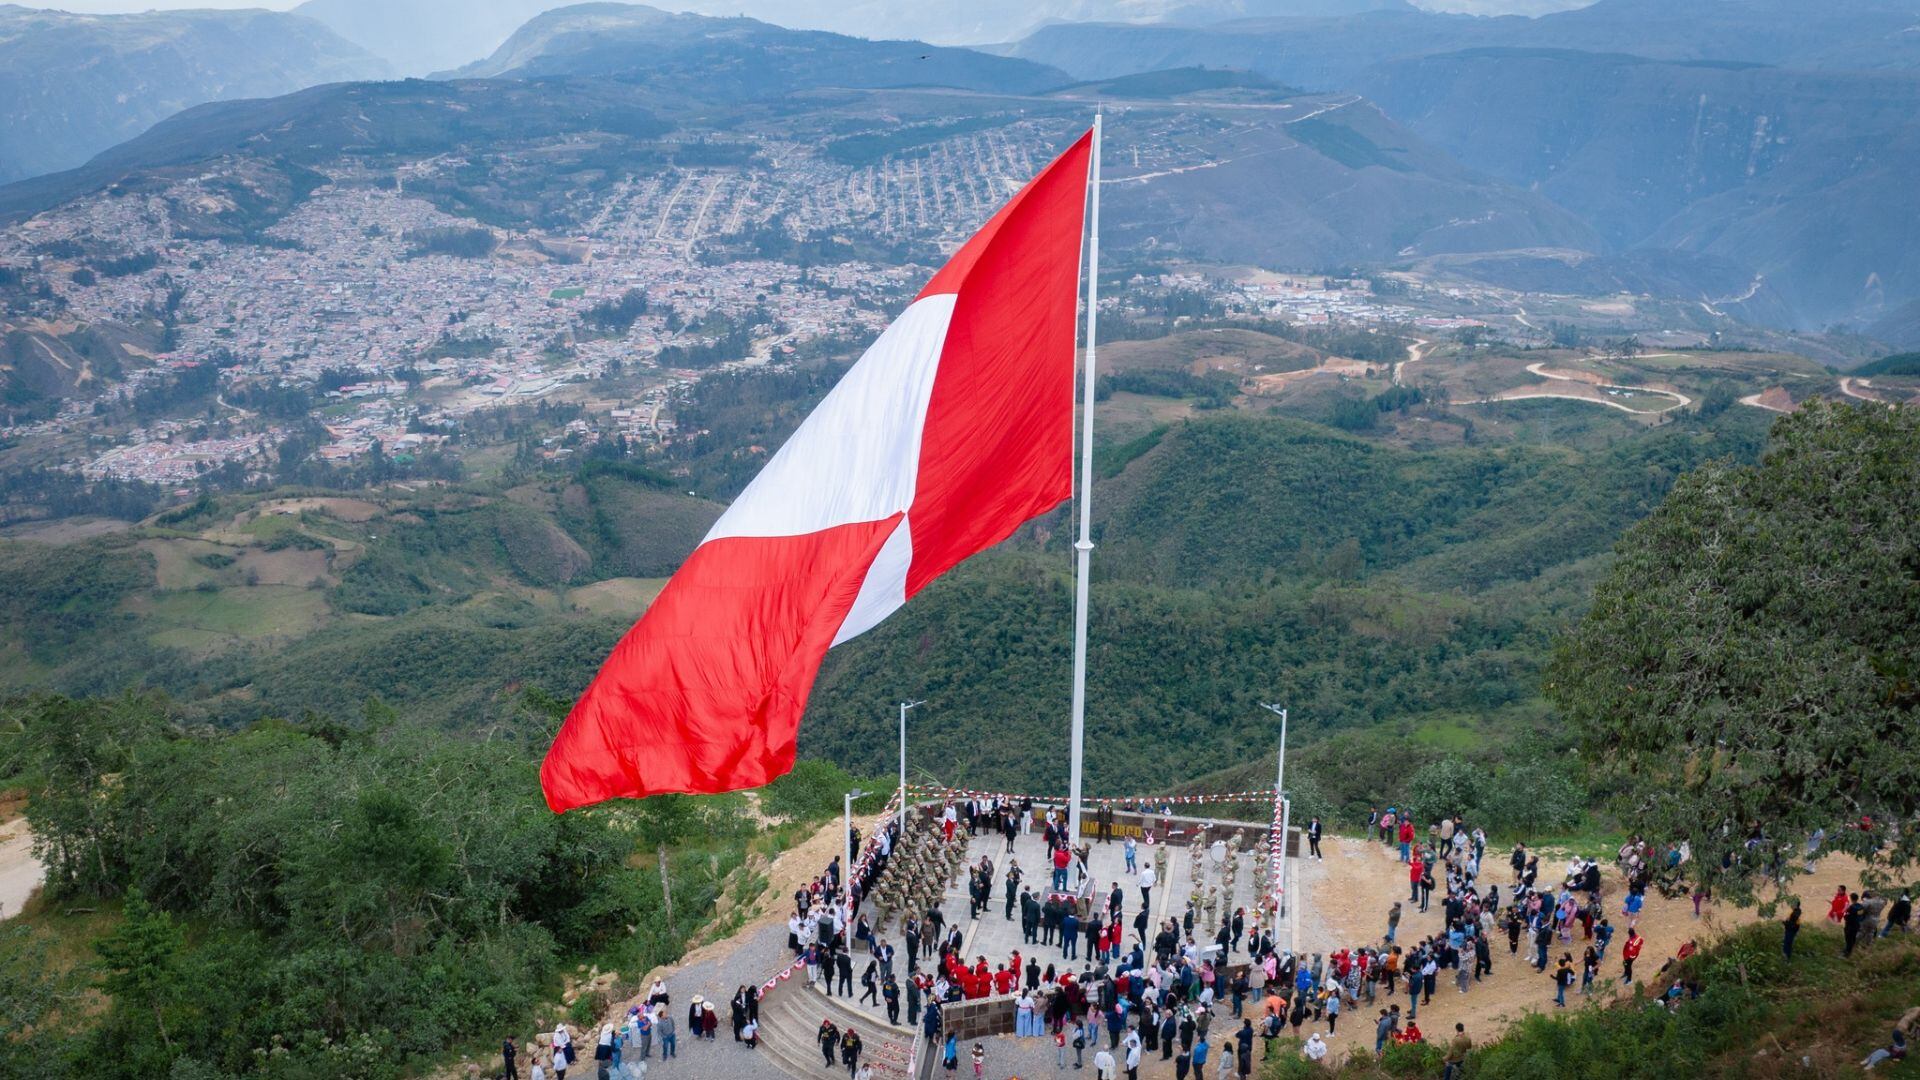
xmin=7 ymin=110 xmax=1883 ymax=504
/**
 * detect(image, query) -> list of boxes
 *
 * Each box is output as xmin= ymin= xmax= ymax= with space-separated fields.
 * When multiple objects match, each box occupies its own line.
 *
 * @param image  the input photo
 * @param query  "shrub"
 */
xmin=1404 ymin=757 xmax=1481 ymax=823
xmin=760 ymin=759 xmax=885 ymax=822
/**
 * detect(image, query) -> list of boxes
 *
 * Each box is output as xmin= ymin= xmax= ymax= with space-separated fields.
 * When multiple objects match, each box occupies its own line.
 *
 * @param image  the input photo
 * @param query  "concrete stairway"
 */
xmin=757 ymin=977 xmax=918 ymax=1080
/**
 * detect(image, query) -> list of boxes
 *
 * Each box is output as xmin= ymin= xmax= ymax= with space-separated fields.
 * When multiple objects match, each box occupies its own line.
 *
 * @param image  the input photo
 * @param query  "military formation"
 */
xmin=868 ymin=811 xmax=968 ymax=931
xmin=1180 ymin=823 xmax=1250 ymax=932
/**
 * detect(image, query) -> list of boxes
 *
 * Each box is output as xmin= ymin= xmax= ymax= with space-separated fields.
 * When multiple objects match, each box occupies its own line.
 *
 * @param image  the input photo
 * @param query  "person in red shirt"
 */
xmin=993 ymin=965 xmax=1016 ymax=995
xmin=1410 ymin=856 xmax=1425 ymax=903
xmin=1621 ymin=931 xmax=1645 ymax=984
xmin=1398 ymin=818 xmax=1416 ymax=863
xmin=1051 ymin=844 xmax=1071 ymax=892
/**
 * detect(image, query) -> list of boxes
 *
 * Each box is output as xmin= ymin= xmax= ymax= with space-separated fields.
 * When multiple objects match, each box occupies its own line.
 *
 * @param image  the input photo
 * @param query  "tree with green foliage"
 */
xmin=1549 ymin=401 xmax=1920 ymax=902
xmin=94 ymin=889 xmax=184 ymax=1057
xmin=634 ymin=794 xmax=697 ymax=931
xmin=1695 ymin=380 xmax=1741 ymax=420
xmin=18 ymin=695 xmax=166 ymax=895
xmin=1406 ymin=756 xmax=1481 ymax=822
xmin=3 ymin=692 xmax=688 ymax=1079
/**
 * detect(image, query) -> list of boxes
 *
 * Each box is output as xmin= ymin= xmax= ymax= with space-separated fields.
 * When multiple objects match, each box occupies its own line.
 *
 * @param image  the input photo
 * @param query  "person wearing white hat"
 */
xmin=594 ymin=1023 xmax=616 ymax=1080
xmin=1303 ymin=1033 xmax=1328 ymax=1062
xmin=551 ymin=1023 xmax=573 ymax=1079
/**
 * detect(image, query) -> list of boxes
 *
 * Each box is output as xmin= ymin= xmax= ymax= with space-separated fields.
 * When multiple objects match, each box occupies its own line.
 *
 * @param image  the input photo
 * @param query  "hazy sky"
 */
xmin=12 ymin=1 xmax=301 ymax=9
xmin=14 ymin=0 xmax=1592 ymax=15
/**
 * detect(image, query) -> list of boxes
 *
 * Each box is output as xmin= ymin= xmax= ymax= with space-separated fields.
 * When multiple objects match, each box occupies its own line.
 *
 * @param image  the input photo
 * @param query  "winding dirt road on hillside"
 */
xmin=1457 ymin=360 xmax=1691 ymax=414
xmin=1392 ymin=338 xmax=1430 ymax=386
xmin=1837 ymin=376 xmax=1911 ymax=404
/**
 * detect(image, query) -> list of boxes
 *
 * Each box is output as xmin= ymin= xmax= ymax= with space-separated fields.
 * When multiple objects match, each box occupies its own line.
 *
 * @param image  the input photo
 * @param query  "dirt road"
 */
xmin=1392 ymin=338 xmax=1430 ymax=386
xmin=0 ymin=817 xmax=43 ymax=920
xmin=1456 ymin=361 xmax=1691 ymax=414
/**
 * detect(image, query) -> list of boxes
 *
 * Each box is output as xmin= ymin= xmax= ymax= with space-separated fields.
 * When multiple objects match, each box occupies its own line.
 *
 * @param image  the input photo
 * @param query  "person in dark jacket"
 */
xmin=840 ymin=1028 xmax=863 ymax=1078
xmin=1885 ymin=893 xmax=1912 ymax=937
xmin=922 ymin=1000 xmax=943 ymax=1046
xmin=819 ymin=1020 xmax=840 ymax=1067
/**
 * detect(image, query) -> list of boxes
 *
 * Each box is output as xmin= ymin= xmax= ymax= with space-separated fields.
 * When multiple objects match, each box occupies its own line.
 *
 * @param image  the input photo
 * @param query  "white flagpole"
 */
xmin=1067 ymin=113 xmax=1102 ymax=844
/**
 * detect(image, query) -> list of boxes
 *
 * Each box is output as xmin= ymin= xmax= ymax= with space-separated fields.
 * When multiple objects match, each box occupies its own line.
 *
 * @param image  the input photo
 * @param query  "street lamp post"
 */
xmin=898 ymin=700 xmax=925 ymax=840
xmin=1261 ymin=703 xmax=1289 ymax=931
xmin=1260 ymin=703 xmax=1288 ymax=801
xmin=844 ymin=787 xmax=868 ymax=902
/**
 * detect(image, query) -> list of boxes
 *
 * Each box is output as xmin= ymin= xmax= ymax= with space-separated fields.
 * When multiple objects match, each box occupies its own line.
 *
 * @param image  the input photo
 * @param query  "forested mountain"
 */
xmin=0 ymin=5 xmax=388 ymax=185
xmin=802 ymin=408 xmax=1770 ymax=792
xmin=0 ymin=399 xmax=1773 ymax=797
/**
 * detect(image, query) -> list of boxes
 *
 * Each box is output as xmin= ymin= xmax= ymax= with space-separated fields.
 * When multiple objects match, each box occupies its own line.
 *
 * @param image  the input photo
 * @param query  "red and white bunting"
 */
xmin=902 ymin=783 xmax=1274 ymax=808
xmin=1263 ymin=782 xmax=1288 ymax=916
xmin=758 ymin=954 xmax=808 ymax=997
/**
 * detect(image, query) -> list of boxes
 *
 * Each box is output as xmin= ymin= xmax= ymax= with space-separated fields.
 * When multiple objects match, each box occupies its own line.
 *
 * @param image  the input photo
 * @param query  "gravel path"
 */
xmin=592 ymin=920 xmax=795 ymax=1080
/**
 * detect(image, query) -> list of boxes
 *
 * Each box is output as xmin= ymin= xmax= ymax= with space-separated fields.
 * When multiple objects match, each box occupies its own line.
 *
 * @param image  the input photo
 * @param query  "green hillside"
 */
xmin=0 ymin=404 xmax=1771 ymax=779
xmin=1858 ymin=352 xmax=1920 ymax=377
xmin=799 ymin=408 xmax=1767 ymax=794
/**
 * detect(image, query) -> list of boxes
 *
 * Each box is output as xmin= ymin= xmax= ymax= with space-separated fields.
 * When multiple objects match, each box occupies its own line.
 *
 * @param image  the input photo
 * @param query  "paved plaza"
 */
xmin=891 ymin=812 xmax=1276 ymax=975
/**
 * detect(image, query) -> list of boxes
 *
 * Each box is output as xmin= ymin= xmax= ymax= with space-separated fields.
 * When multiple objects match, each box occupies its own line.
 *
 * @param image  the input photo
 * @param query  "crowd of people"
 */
xmin=772 ymin=797 xmax=1283 ymax=1077
xmin=506 ymin=796 xmax=1912 ymax=1080
xmin=464 ymin=759 xmax=1920 ymax=1080
xmin=917 ymin=806 xmax=1698 ymax=1076
xmin=499 ymin=978 xmax=773 ymax=1080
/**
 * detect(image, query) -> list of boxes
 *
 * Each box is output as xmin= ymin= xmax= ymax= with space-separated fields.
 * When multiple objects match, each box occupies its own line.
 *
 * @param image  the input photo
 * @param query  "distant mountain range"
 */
xmin=293 ymin=0 xmax=567 ymax=77
xmin=443 ymin=3 xmax=1069 ymax=94
xmin=1364 ymin=49 xmax=1920 ymax=330
xmin=0 ymin=4 xmax=388 ymax=185
xmin=1008 ymin=0 xmax=1920 ymax=331
xmin=293 ymin=0 xmax=1424 ymax=58
xmin=1010 ymin=0 xmax=1920 ymax=83
xmin=4 ymin=0 xmax=1919 ymax=338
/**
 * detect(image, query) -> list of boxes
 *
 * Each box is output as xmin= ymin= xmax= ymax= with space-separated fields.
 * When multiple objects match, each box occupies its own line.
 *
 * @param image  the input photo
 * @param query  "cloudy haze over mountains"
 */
xmin=9 ymin=0 xmax=1599 ymax=52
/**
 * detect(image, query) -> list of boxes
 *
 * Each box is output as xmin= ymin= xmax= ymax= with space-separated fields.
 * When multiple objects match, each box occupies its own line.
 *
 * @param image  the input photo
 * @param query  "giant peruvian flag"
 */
xmin=541 ymin=131 xmax=1094 ymax=812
